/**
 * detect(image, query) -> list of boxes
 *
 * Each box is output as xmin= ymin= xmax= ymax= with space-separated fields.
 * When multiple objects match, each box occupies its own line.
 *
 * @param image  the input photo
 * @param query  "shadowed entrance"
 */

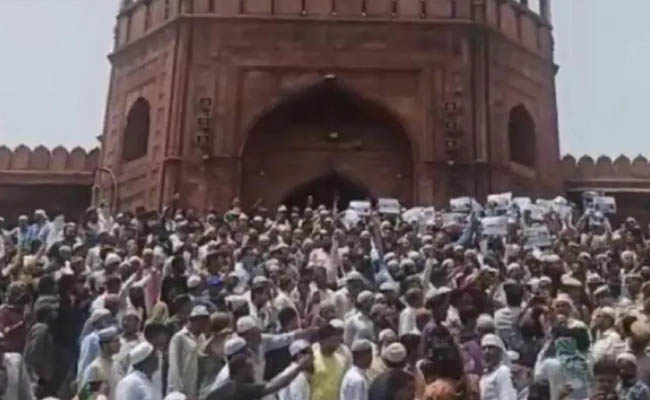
xmin=282 ymin=173 xmax=371 ymax=210
xmin=241 ymin=79 xmax=413 ymax=207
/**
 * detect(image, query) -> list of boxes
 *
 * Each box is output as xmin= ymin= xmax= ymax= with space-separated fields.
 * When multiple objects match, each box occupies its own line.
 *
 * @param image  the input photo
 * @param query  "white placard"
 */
xmin=378 ymin=198 xmax=401 ymax=215
xmin=487 ymin=192 xmax=512 ymax=209
xmin=524 ymin=225 xmax=552 ymax=248
xmin=594 ymin=196 xmax=617 ymax=214
xmin=349 ymin=200 xmax=371 ymax=216
xmin=512 ymin=197 xmax=531 ymax=209
xmin=441 ymin=212 xmax=467 ymax=226
xmin=402 ymin=207 xmax=424 ymax=224
xmin=450 ymin=197 xmax=472 ymax=213
xmin=525 ymin=204 xmax=547 ymax=221
xmin=481 ymin=216 xmax=508 ymax=236
xmin=422 ymin=207 xmax=436 ymax=224
xmin=553 ymin=204 xmax=573 ymax=221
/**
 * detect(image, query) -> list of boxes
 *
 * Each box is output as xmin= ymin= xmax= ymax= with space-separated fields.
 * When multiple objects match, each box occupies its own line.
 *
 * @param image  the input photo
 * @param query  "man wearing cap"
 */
xmin=340 ymin=339 xmax=373 ymax=400
xmin=343 ymin=291 xmax=375 ymax=346
xmin=628 ymin=320 xmax=650 ymax=386
xmin=78 ymin=308 xmax=114 ymax=384
xmin=278 ymin=340 xmax=313 ymax=400
xmin=616 ymin=352 xmax=650 ymax=400
xmin=368 ymin=342 xmax=408 ymax=400
xmin=592 ymin=306 xmax=625 ymax=362
xmin=83 ymin=327 xmax=121 ymax=400
xmin=312 ymin=320 xmax=348 ymax=400
xmin=187 ymin=275 xmax=216 ymax=313
xmin=334 ymin=271 xmax=364 ymax=320
xmin=115 ymin=342 xmax=160 ymax=400
xmin=167 ymin=305 xmax=210 ymax=399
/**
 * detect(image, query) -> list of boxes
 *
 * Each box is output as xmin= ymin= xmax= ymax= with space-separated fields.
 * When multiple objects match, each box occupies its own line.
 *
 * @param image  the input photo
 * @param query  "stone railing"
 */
xmin=115 ymin=0 xmax=552 ymax=57
xmin=561 ymin=154 xmax=650 ymax=181
xmin=0 ymin=145 xmax=99 ymax=174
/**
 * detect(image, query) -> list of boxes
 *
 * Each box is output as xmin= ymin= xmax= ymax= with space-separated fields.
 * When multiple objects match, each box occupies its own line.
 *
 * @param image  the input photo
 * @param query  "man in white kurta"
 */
xmin=340 ymin=339 xmax=373 ymax=400
xmin=167 ymin=306 xmax=209 ymax=398
xmin=115 ymin=342 xmax=161 ymax=400
xmin=278 ymin=340 xmax=312 ymax=400
xmin=1 ymin=352 xmax=34 ymax=400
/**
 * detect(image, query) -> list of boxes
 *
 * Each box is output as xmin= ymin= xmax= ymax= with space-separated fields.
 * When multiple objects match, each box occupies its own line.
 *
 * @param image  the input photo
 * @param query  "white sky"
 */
xmin=0 ymin=0 xmax=648 ymax=157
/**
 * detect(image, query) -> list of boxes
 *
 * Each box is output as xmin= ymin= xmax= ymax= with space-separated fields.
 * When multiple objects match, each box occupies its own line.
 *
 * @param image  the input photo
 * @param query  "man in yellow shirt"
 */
xmin=311 ymin=319 xmax=348 ymax=400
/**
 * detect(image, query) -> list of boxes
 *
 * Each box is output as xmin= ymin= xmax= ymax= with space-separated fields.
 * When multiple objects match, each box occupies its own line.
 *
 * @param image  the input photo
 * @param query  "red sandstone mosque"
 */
xmin=1 ymin=0 xmax=648 ymax=223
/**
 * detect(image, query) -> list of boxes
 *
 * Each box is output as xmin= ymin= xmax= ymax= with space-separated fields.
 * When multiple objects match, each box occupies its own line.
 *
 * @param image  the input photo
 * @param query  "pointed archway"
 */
xmin=241 ymin=79 xmax=413 ymax=207
xmin=282 ymin=173 xmax=372 ymax=210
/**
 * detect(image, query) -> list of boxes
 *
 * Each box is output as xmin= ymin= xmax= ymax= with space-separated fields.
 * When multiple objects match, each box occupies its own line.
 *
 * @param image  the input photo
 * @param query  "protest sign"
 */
xmin=341 ymin=210 xmax=360 ymax=229
xmin=378 ymin=198 xmax=401 ymax=215
xmin=450 ymin=197 xmax=472 ymax=213
xmin=487 ymin=192 xmax=512 ymax=210
xmin=349 ymin=200 xmax=371 ymax=216
xmin=512 ymin=197 xmax=531 ymax=209
xmin=524 ymin=225 xmax=552 ymax=248
xmin=524 ymin=204 xmax=547 ymax=221
xmin=593 ymin=196 xmax=617 ymax=214
xmin=402 ymin=207 xmax=424 ymax=224
xmin=481 ymin=216 xmax=508 ymax=236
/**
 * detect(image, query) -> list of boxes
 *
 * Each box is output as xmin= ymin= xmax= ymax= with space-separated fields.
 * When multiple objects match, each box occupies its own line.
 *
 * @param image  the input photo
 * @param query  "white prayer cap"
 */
xmin=346 ymin=271 xmax=364 ymax=283
xmin=598 ymin=306 xmax=616 ymax=321
xmin=379 ymin=281 xmax=398 ymax=292
xmin=379 ymin=329 xmax=397 ymax=343
xmin=18 ymin=214 xmax=28 ymax=222
xmin=224 ymin=336 xmax=247 ymax=356
xmin=105 ymin=253 xmax=122 ymax=266
xmin=477 ymin=314 xmax=495 ymax=330
xmin=400 ymin=258 xmax=415 ymax=268
xmin=381 ymin=342 xmax=407 ymax=364
xmin=277 ymin=204 xmax=288 ymax=213
xmin=289 ymin=339 xmax=311 ymax=357
xmin=357 ymin=291 xmax=374 ymax=304
xmin=506 ymin=263 xmax=521 ymax=273
xmin=351 ymin=339 xmax=373 ymax=353
xmin=561 ymin=275 xmax=583 ymax=288
xmin=165 ymin=392 xmax=187 ymax=400
xmin=236 ymin=316 xmax=260 ymax=333
xmin=89 ymin=308 xmax=112 ymax=326
xmin=142 ymin=248 xmax=154 ymax=256
xmin=187 ymin=275 xmax=202 ymax=289
xmin=225 ymin=295 xmax=248 ymax=311
xmin=481 ymin=333 xmax=506 ymax=352
xmin=189 ymin=305 xmax=210 ymax=319
xmin=97 ymin=326 xmax=118 ymax=342
xmin=34 ymin=209 xmax=47 ymax=217
xmin=129 ymin=256 xmax=143 ymax=265
xmin=329 ymin=319 xmax=344 ymax=330
xmin=252 ymin=275 xmax=270 ymax=287
xmin=130 ymin=342 xmax=155 ymax=365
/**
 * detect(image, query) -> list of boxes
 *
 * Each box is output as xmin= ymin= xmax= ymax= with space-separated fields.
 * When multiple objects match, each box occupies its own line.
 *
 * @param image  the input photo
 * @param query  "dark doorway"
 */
xmin=282 ymin=173 xmax=371 ymax=210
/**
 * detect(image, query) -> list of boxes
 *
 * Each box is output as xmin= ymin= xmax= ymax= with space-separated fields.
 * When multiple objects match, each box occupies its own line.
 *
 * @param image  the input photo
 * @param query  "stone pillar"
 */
xmin=540 ymin=0 xmax=551 ymax=22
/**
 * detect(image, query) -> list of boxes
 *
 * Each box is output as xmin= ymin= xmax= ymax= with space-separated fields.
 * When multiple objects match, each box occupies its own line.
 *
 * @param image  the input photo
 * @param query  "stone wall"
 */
xmin=0 ymin=146 xmax=98 ymax=223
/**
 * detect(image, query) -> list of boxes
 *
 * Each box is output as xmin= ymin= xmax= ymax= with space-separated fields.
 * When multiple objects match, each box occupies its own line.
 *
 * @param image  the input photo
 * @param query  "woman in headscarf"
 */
xmin=534 ymin=327 xmax=592 ymax=400
xmin=479 ymin=333 xmax=517 ymax=400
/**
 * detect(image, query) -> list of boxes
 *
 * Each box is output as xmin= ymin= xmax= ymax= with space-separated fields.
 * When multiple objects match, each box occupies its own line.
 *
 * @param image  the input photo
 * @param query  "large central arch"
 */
xmin=241 ymin=79 xmax=413 ymax=208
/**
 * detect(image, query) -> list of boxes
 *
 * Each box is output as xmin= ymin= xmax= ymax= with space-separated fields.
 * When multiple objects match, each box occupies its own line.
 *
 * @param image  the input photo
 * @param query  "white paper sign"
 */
xmin=378 ymin=198 xmax=401 ymax=215
xmin=442 ymin=212 xmax=467 ymax=226
xmin=594 ymin=196 xmax=617 ymax=214
xmin=422 ymin=207 xmax=436 ymax=224
xmin=349 ymin=200 xmax=371 ymax=216
xmin=553 ymin=204 xmax=573 ymax=221
xmin=402 ymin=207 xmax=424 ymax=224
xmin=481 ymin=216 xmax=508 ymax=236
xmin=525 ymin=204 xmax=547 ymax=221
xmin=450 ymin=197 xmax=472 ymax=213
xmin=487 ymin=192 xmax=512 ymax=210
xmin=524 ymin=225 xmax=552 ymax=248
xmin=512 ymin=197 xmax=531 ymax=209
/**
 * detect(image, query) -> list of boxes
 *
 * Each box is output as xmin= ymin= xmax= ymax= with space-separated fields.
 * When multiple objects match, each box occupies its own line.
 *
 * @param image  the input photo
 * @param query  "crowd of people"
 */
xmin=0 ymin=191 xmax=648 ymax=400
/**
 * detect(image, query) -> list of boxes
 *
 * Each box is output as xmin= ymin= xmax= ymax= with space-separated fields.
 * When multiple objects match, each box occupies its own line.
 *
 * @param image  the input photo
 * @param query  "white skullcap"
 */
xmin=598 ymin=306 xmax=616 ymax=321
xmin=252 ymin=275 xmax=270 ymax=287
xmin=105 ymin=253 xmax=122 ymax=266
xmin=477 ymin=314 xmax=495 ymax=330
xmin=130 ymin=342 xmax=155 ymax=365
xmin=357 ymin=291 xmax=374 ymax=304
xmin=561 ymin=275 xmax=583 ymax=288
xmin=351 ymin=339 xmax=373 ymax=353
xmin=89 ymin=308 xmax=112 ymax=326
xmin=224 ymin=336 xmax=247 ymax=356
xmin=379 ymin=329 xmax=397 ymax=343
xmin=381 ymin=342 xmax=407 ymax=363
xmin=379 ymin=281 xmax=398 ymax=292
xmin=129 ymin=256 xmax=143 ymax=265
xmin=97 ymin=326 xmax=118 ymax=342
xmin=481 ymin=333 xmax=506 ymax=352
xmin=329 ymin=319 xmax=344 ymax=330
xmin=187 ymin=275 xmax=202 ymax=289
xmin=346 ymin=271 xmax=364 ymax=282
xmin=289 ymin=339 xmax=311 ymax=357
xmin=165 ymin=392 xmax=187 ymax=400
xmin=400 ymin=258 xmax=415 ymax=268
xmin=190 ymin=305 xmax=210 ymax=319
xmin=142 ymin=248 xmax=154 ymax=256
xmin=506 ymin=263 xmax=521 ymax=273
xmin=225 ymin=295 xmax=248 ymax=311
xmin=236 ymin=316 xmax=259 ymax=333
